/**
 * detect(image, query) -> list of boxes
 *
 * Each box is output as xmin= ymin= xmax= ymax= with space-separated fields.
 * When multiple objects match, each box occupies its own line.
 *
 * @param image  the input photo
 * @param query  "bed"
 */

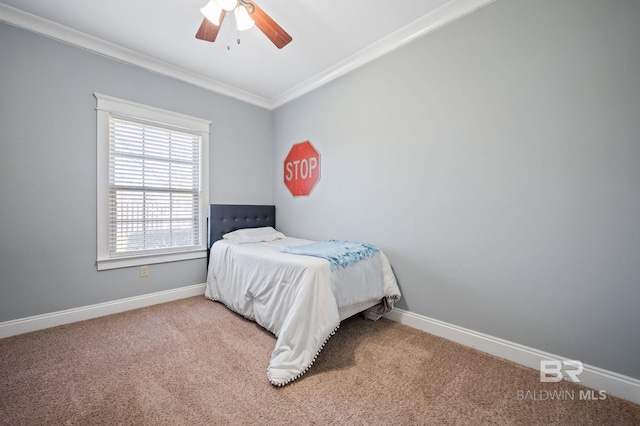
xmin=205 ymin=204 xmax=401 ymax=386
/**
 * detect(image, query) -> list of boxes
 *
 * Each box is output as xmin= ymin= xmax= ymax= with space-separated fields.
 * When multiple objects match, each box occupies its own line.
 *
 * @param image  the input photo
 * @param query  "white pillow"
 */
xmin=222 ymin=227 xmax=286 ymax=244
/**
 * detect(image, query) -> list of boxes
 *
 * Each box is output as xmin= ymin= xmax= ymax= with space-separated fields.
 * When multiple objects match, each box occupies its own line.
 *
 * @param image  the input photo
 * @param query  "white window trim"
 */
xmin=95 ymin=93 xmax=210 ymax=271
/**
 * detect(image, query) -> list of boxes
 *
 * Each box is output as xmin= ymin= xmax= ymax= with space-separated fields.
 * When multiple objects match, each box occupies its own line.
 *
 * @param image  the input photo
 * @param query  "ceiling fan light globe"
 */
xmin=216 ymin=0 xmax=238 ymax=12
xmin=234 ymin=5 xmax=255 ymax=31
xmin=200 ymin=0 xmax=222 ymax=25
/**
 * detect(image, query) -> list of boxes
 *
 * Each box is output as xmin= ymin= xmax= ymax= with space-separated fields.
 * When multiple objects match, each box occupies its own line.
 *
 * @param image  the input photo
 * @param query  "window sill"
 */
xmin=97 ymin=249 xmax=207 ymax=271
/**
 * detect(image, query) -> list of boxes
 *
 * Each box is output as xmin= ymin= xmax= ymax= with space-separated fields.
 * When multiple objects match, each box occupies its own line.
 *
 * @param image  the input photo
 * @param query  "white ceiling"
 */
xmin=1 ymin=0 xmax=493 ymax=109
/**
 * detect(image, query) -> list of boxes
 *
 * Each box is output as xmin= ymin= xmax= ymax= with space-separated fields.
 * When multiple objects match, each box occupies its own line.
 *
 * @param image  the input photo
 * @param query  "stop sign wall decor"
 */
xmin=284 ymin=141 xmax=321 ymax=197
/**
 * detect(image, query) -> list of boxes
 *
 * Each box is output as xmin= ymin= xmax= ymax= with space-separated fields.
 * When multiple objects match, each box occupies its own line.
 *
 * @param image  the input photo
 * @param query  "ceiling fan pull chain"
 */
xmin=227 ymin=13 xmax=231 ymax=50
xmin=235 ymin=7 xmax=241 ymax=45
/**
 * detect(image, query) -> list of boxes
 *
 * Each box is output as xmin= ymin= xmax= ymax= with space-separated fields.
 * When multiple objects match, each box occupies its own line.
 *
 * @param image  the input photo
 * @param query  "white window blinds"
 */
xmin=95 ymin=93 xmax=210 ymax=270
xmin=109 ymin=117 xmax=201 ymax=256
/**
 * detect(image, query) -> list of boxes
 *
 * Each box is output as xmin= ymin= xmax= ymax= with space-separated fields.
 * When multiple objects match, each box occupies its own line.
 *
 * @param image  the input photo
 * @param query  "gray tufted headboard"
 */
xmin=208 ymin=204 xmax=276 ymax=248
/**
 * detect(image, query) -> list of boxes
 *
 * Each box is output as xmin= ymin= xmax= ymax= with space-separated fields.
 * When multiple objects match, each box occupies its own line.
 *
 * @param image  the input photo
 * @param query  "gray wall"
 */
xmin=273 ymin=0 xmax=640 ymax=379
xmin=0 ymin=23 xmax=272 ymax=321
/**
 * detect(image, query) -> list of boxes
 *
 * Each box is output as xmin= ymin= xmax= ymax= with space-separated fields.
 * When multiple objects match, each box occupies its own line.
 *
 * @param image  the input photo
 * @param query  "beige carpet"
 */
xmin=1 ymin=296 xmax=638 ymax=425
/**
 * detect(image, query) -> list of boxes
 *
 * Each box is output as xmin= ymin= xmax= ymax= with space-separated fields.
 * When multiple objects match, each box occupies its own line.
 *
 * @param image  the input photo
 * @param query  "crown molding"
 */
xmin=270 ymin=0 xmax=495 ymax=108
xmin=0 ymin=3 xmax=272 ymax=109
xmin=1 ymin=0 xmax=494 ymax=111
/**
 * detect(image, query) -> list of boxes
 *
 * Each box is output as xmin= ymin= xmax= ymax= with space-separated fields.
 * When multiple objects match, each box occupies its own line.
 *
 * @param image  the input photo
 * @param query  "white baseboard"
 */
xmin=385 ymin=308 xmax=640 ymax=405
xmin=2 ymin=289 xmax=637 ymax=405
xmin=0 ymin=283 xmax=206 ymax=339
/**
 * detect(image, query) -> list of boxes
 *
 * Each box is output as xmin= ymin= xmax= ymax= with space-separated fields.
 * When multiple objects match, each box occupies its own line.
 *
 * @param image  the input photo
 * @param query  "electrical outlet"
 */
xmin=140 ymin=265 xmax=149 ymax=277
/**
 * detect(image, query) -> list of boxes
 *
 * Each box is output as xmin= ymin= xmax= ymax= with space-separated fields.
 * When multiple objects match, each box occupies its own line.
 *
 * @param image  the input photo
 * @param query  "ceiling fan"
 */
xmin=196 ymin=0 xmax=292 ymax=49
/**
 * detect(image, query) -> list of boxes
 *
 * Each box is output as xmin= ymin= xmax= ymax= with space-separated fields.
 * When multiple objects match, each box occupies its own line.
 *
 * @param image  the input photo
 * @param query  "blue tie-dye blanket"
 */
xmin=281 ymin=240 xmax=380 ymax=271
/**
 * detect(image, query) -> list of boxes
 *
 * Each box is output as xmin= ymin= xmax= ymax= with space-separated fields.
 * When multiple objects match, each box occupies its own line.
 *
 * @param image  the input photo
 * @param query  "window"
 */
xmin=95 ymin=94 xmax=209 ymax=270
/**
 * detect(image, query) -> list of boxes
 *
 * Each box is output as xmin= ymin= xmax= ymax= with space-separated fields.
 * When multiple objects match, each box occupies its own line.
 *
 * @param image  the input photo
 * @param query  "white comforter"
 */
xmin=205 ymin=237 xmax=401 ymax=386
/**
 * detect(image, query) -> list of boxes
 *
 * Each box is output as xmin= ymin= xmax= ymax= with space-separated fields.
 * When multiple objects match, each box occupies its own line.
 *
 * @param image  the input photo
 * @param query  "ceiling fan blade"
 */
xmin=249 ymin=2 xmax=292 ymax=49
xmin=195 ymin=11 xmax=226 ymax=42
